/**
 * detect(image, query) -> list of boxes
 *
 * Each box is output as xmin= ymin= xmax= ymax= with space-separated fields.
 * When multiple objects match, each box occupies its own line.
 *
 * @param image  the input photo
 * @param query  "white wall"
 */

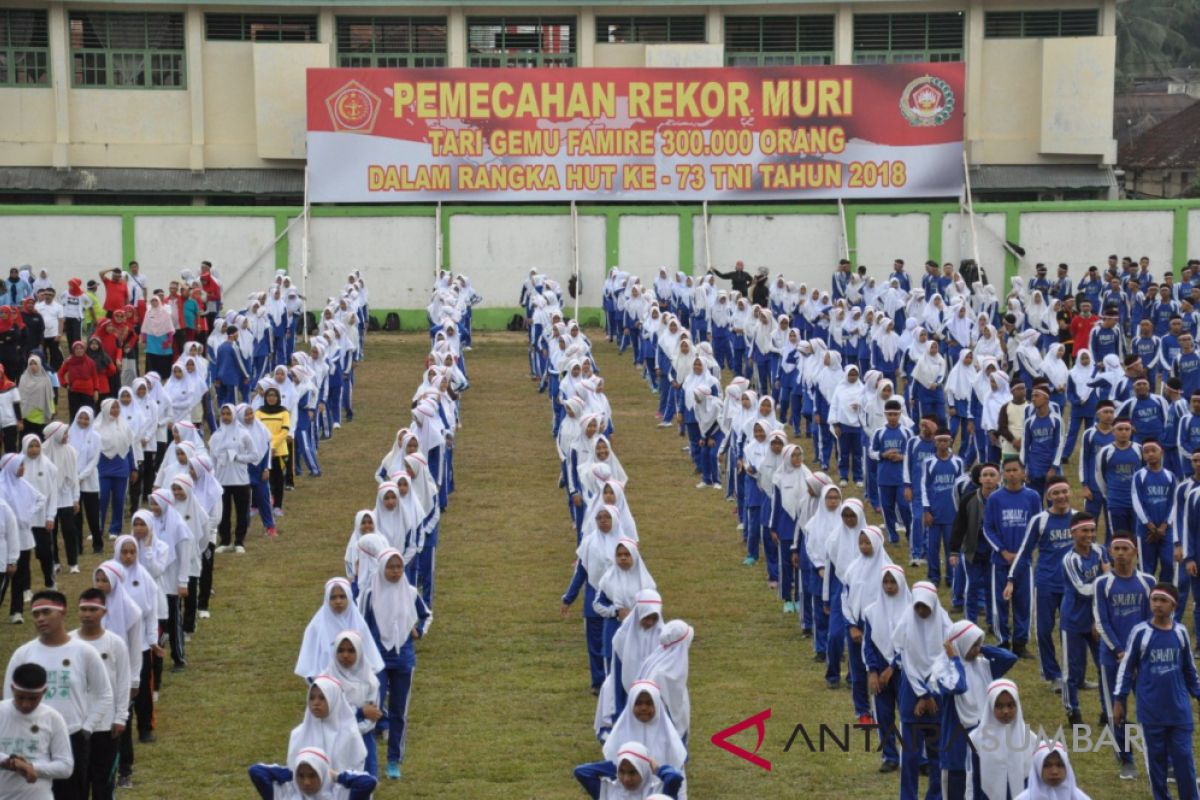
xmin=1018 ymin=211 xmax=1174 ymax=282
xmin=135 ymin=216 xmax=277 ymax=298
xmin=289 ymin=216 xmax=437 ymax=311
xmin=448 ymin=215 xmax=607 ymax=308
xmin=942 ymin=212 xmax=1007 ymax=280
xmin=0 ymin=215 xmax=122 ymax=276
xmin=855 ymin=214 xmax=930 ymax=273
xmin=692 ymin=214 xmax=842 ymax=290
xmin=1188 ymin=210 xmax=1200 ymax=262
xmin=618 ymin=215 xmax=678 ymax=286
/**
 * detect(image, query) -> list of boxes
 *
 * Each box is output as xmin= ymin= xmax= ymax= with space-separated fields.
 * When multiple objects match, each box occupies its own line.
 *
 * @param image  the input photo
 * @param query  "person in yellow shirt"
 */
xmin=255 ymin=387 xmax=291 ymax=516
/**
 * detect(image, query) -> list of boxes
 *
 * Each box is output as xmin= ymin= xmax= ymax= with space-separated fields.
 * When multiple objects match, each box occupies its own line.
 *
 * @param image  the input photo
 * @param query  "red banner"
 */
xmin=306 ymin=65 xmax=965 ymax=202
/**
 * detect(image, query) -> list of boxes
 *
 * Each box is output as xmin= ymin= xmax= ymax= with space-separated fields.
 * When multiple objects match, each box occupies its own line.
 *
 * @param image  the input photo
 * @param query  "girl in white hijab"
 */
xmin=968 ymin=679 xmax=1038 ymax=800
xmin=372 ymin=478 xmax=425 ymax=569
xmin=594 ymin=538 xmax=656 ymax=641
xmin=287 ymin=675 xmax=368 ymax=773
xmin=982 ymin=371 xmax=1013 ymax=459
xmin=1064 ymin=349 xmax=1097 ymax=458
xmin=828 ymin=365 xmax=868 ymax=487
xmin=585 ymin=435 xmax=628 ymax=487
xmin=95 ymin=397 xmax=137 ymax=540
xmin=295 ymin=577 xmax=384 ymax=681
xmin=360 ymin=548 xmax=431 ymax=780
xmin=603 ymin=680 xmax=687 ymax=785
xmin=1040 ymin=342 xmax=1069 ymax=408
xmin=893 ymin=581 xmax=952 ymax=800
xmin=563 ymin=504 xmax=625 ymax=693
xmin=1014 ymin=329 xmax=1043 ymax=391
xmin=93 ymin=559 xmax=145 ymax=672
xmin=607 ymin=590 xmax=664 ymax=713
xmin=912 ymin=339 xmax=948 ymax=421
xmin=634 ymin=620 xmax=693 ymax=742
xmin=574 ymin=739 xmax=684 ymax=800
xmin=862 ymin=564 xmax=910 ymax=772
xmin=69 ymin=406 xmax=102 ymax=552
xmin=1014 ymin=741 xmax=1091 ymax=800
xmin=18 ymin=434 xmax=58 ymax=589
xmin=324 ymin=631 xmax=383 ymax=778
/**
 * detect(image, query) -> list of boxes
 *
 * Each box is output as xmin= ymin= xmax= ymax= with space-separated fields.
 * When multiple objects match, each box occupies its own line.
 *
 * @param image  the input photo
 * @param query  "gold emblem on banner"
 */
xmin=899 ymin=75 xmax=955 ymax=127
xmin=326 ymin=80 xmax=381 ymax=133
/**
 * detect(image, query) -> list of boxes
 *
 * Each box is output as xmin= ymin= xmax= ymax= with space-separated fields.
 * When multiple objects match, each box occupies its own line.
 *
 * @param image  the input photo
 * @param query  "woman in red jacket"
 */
xmin=58 ymin=340 xmax=100 ymax=417
xmin=86 ymin=336 xmax=117 ymax=400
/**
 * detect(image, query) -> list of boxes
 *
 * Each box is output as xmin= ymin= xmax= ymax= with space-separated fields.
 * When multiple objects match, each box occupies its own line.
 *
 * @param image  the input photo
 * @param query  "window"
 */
xmin=0 ymin=9 xmax=49 ymax=86
xmin=853 ymin=13 xmax=963 ymax=63
xmin=70 ymin=11 xmax=185 ymax=88
xmin=724 ymin=16 xmax=834 ymax=66
xmin=467 ymin=17 xmax=575 ymax=68
xmin=205 ymin=14 xmax=318 ymax=42
xmin=595 ymin=16 xmax=705 ymax=44
xmin=984 ymin=10 xmax=1099 ymax=38
xmin=336 ymin=17 xmax=447 ymax=67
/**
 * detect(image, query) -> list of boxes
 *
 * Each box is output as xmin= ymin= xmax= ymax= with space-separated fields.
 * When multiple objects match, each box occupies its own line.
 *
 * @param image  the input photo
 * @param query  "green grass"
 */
xmin=0 ymin=331 xmax=1192 ymax=798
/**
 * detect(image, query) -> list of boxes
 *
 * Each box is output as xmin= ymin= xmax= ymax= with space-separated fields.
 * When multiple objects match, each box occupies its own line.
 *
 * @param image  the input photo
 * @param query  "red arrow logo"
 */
xmin=710 ymin=708 xmax=772 ymax=771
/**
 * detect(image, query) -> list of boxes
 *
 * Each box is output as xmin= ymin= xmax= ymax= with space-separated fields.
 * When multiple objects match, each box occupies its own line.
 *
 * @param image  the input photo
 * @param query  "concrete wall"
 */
xmin=135 ymin=215 xmax=277 ymax=298
xmin=0 ymin=214 xmax=122 ymax=272
xmin=3 ymin=201 xmax=1198 ymax=322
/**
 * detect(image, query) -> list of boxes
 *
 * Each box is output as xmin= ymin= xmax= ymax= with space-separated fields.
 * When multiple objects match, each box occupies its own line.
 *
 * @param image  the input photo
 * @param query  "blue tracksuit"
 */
xmin=562 ymin=560 xmax=606 ymax=691
xmin=871 ymin=423 xmax=912 ymax=543
xmin=1096 ymin=441 xmax=1143 ymax=534
xmin=1094 ymin=570 xmax=1154 ymax=765
xmin=1132 ymin=465 xmax=1178 ymax=582
xmin=862 ymin=618 xmax=901 ymax=768
xmin=1115 ymin=622 xmax=1200 ymax=799
xmin=1088 ymin=323 xmax=1124 ymax=363
xmin=1184 ymin=484 xmax=1200 ymax=635
xmin=573 ymin=761 xmax=684 ymax=799
xmin=934 ymin=645 xmax=1018 ymax=781
xmin=1060 ymin=544 xmax=1106 ymax=714
xmin=248 ymin=765 xmax=376 ymax=800
xmin=1117 ymin=393 xmax=1170 ymax=444
xmin=1080 ymin=426 xmax=1114 ymax=534
xmin=1176 ymin=350 xmax=1200 ymax=399
xmin=1021 ymin=409 xmax=1064 ymax=496
xmin=214 ymin=340 xmax=249 ymax=408
xmin=1012 ymin=509 xmax=1075 ymax=681
xmin=922 ymin=453 xmax=963 ymax=589
xmin=982 ymin=485 xmax=1042 ymax=647
xmin=364 ymin=590 xmax=431 ymax=765
xmin=903 ymin=436 xmax=937 ymax=562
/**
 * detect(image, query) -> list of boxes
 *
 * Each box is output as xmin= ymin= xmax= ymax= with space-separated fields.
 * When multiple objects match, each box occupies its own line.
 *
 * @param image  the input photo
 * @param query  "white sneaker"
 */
xmin=214 ymin=545 xmax=229 ymax=554
xmin=108 ymin=534 xmax=117 ymax=540
xmin=197 ymin=610 xmax=210 ymax=620
xmin=234 ymin=546 xmax=246 ymax=554
xmin=855 ymin=481 xmax=864 ymax=488
xmin=333 ymin=422 xmax=342 ymax=430
xmin=737 ymin=523 xmax=745 ymax=531
xmin=897 ymin=525 xmax=907 ymax=535
xmin=9 ymin=613 xmax=22 ymax=624
xmin=53 ymin=563 xmax=61 ymax=575
xmin=272 ymin=508 xmax=284 ymax=516
xmin=712 ymin=482 xmax=722 ymax=490
xmin=839 ymin=479 xmax=848 ymax=487
xmin=68 ymin=565 xmax=80 ymax=574
xmin=657 ymin=421 xmax=672 ymax=428
xmin=184 ymin=632 xmax=192 ymax=642
xmin=464 ymin=345 xmax=473 ymax=352
xmin=22 ymin=590 xmax=31 ymax=603
xmin=153 ymin=691 xmax=159 ymax=704
xmin=681 ymin=445 xmax=689 ymax=452
xmin=696 ymin=481 xmax=708 ymax=489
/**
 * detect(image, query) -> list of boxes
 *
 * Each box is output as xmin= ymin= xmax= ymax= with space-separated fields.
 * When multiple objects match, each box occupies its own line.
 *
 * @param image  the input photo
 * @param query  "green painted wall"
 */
xmin=5 ymin=198 xmax=1200 ymax=330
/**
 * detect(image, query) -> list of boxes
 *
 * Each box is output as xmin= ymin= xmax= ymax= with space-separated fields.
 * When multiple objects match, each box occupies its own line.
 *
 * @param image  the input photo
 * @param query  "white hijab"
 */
xmin=634 ymin=620 xmax=693 ymax=740
xmin=1068 ymin=349 xmax=1096 ymax=404
xmin=611 ymin=590 xmax=664 ymax=691
xmin=970 ymin=679 xmax=1038 ymax=800
xmin=931 ymin=620 xmax=991 ymax=727
xmin=596 ymin=538 xmax=656 ymax=612
xmin=295 ymin=577 xmax=384 ymax=679
xmin=893 ymin=581 xmax=952 ymax=696
xmin=363 ymin=549 xmax=420 ymax=653
xmin=602 ymin=680 xmax=688 ymax=771
xmin=842 ymin=526 xmax=895 ymax=623
xmin=863 ymin=565 xmax=911 ymax=662
xmin=286 ymin=675 xmax=368 ymax=773
xmin=1016 ymin=741 xmax=1091 ymax=800
xmin=95 ymin=398 xmax=134 ymax=459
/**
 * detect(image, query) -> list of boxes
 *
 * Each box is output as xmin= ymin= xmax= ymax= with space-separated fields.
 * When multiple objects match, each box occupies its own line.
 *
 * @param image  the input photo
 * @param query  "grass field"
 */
xmin=0 ymin=331 xmax=1190 ymax=798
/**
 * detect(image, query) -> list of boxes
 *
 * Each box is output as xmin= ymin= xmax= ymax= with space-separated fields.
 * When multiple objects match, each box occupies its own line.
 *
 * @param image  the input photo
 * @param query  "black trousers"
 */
xmin=119 ymin=650 xmax=153 ymax=775
xmin=64 ymin=318 xmax=82 ymax=348
xmin=198 ymin=542 xmax=215 ymax=611
xmin=269 ymin=455 xmax=286 ymax=510
xmin=183 ymin=575 xmax=199 ymax=633
xmin=5 ymin=549 xmax=30 ymax=615
xmin=88 ymin=728 xmax=117 ymax=800
xmin=218 ymin=484 xmax=250 ymax=546
xmin=54 ymin=729 xmax=90 ymax=800
xmin=1 ymin=424 xmax=17 ymax=454
xmin=32 ymin=525 xmax=55 ymax=586
xmin=76 ymin=491 xmax=101 ymax=552
xmin=55 ymin=506 xmax=80 ymax=567
xmin=165 ymin=594 xmax=185 ymax=666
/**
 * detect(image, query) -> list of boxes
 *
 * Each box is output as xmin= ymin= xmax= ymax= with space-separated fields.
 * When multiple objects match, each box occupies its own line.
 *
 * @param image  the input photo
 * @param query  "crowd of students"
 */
xmin=563 ymin=255 xmax=1200 ymax=800
xmin=248 ymin=269 xmax=475 ymax=798
xmin=0 ymin=261 xmax=368 ymax=799
xmin=519 ymin=273 xmax=689 ymax=799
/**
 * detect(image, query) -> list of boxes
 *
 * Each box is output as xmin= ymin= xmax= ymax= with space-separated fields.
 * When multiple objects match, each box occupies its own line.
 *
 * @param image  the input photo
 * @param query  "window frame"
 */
xmin=69 ymin=11 xmax=186 ymax=90
xmin=204 ymin=13 xmax=319 ymax=43
xmin=467 ymin=16 xmax=577 ymax=68
xmin=723 ymin=15 xmax=835 ymax=67
xmin=852 ymin=12 xmax=964 ymax=64
xmin=335 ymin=16 xmax=448 ymax=68
xmin=0 ymin=9 xmax=50 ymax=87
xmin=594 ymin=15 xmax=706 ymax=44
xmin=983 ymin=9 xmax=1100 ymax=39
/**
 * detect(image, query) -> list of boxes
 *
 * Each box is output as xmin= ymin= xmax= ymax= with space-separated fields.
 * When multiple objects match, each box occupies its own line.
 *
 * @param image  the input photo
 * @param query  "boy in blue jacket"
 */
xmin=1114 ymin=583 xmax=1200 ymax=799
xmin=213 ymin=326 xmax=249 ymax=409
xmin=1059 ymin=512 xmax=1108 ymax=727
xmin=984 ymin=457 xmax=1041 ymax=657
xmin=1132 ymin=438 xmax=1178 ymax=583
xmin=1093 ymin=532 xmax=1154 ymax=781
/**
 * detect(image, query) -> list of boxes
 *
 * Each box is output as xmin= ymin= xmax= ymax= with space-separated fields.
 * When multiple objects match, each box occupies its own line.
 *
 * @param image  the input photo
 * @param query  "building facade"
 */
xmin=0 ymin=0 xmax=1118 ymax=204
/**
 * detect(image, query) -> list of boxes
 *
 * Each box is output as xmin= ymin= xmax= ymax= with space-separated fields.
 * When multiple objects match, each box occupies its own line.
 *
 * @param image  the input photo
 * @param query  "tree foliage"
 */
xmin=1117 ymin=0 xmax=1200 ymax=85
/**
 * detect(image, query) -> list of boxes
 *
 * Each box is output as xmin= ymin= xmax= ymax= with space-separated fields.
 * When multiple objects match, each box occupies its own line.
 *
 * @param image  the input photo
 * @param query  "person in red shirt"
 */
xmin=95 ymin=310 xmax=135 ymax=395
xmin=98 ymin=268 xmax=129 ymax=316
xmin=58 ymin=340 xmax=100 ymax=417
xmin=199 ymin=260 xmax=222 ymax=331
xmin=1069 ymin=298 xmax=1098 ymax=358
